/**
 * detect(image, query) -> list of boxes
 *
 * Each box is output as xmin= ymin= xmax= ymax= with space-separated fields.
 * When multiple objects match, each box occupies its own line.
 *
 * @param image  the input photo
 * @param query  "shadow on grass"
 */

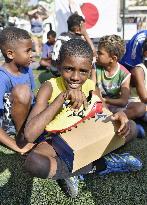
xmin=0 ymin=151 xmax=33 ymax=205
xmin=38 ymin=70 xmax=53 ymax=84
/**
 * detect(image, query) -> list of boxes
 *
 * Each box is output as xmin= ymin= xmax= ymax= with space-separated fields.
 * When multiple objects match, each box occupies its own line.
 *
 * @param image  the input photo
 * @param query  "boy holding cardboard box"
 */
xmin=21 ymin=39 xmax=142 ymax=198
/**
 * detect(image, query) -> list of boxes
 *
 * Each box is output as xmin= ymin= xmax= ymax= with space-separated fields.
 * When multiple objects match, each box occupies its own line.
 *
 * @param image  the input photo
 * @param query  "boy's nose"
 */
xmin=30 ymin=51 xmax=33 ymax=58
xmin=71 ymin=71 xmax=80 ymax=81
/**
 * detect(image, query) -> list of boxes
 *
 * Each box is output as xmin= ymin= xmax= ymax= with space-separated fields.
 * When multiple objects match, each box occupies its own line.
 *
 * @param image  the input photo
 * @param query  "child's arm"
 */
xmin=104 ymin=75 xmax=131 ymax=107
xmin=40 ymin=58 xmax=51 ymax=67
xmin=80 ymin=22 xmax=97 ymax=57
xmin=24 ymin=81 xmax=88 ymax=142
xmin=27 ymin=8 xmax=38 ymax=17
xmin=24 ymin=81 xmax=64 ymax=142
xmin=0 ymin=128 xmax=34 ymax=154
xmin=131 ymin=66 xmax=147 ymax=103
xmin=94 ymin=87 xmax=130 ymax=136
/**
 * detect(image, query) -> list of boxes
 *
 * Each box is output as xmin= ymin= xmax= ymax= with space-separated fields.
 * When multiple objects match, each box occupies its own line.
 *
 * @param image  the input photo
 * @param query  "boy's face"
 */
xmin=96 ymin=47 xmax=112 ymax=67
xmin=48 ymin=35 xmax=56 ymax=45
xmin=60 ymin=55 xmax=92 ymax=90
xmin=7 ymin=39 xmax=33 ymax=67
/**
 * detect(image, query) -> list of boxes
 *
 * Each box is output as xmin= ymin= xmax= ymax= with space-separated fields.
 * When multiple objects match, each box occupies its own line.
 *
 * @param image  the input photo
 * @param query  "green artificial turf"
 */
xmin=0 ymin=69 xmax=147 ymax=205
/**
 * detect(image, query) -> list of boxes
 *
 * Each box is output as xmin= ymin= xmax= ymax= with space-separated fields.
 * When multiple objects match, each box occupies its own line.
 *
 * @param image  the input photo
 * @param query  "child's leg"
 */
xmin=124 ymin=120 xmax=137 ymax=143
xmin=10 ymin=84 xmax=32 ymax=132
xmin=25 ymin=141 xmax=69 ymax=179
xmin=1 ymin=90 xmax=34 ymax=153
xmin=124 ymin=102 xmax=145 ymax=120
xmin=25 ymin=141 xmax=94 ymax=179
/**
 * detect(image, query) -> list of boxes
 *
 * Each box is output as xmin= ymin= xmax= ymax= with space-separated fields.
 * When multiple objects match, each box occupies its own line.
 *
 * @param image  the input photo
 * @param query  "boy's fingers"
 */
xmin=83 ymin=99 xmax=88 ymax=110
xmin=117 ymin=121 xmax=130 ymax=137
xmin=82 ymin=94 xmax=88 ymax=110
xmin=117 ymin=120 xmax=126 ymax=133
xmin=71 ymin=101 xmax=79 ymax=110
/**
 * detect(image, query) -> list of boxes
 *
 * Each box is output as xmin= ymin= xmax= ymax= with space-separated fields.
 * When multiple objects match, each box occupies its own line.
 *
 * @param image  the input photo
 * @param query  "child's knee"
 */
xmin=132 ymin=102 xmax=145 ymax=117
xmin=139 ymin=103 xmax=146 ymax=116
xmin=11 ymin=85 xmax=31 ymax=105
xmin=125 ymin=120 xmax=137 ymax=143
xmin=25 ymin=151 xmax=51 ymax=179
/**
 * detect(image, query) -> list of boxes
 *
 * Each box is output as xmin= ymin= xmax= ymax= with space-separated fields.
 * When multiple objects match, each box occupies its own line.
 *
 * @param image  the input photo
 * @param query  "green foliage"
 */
xmin=1 ymin=0 xmax=29 ymax=17
xmin=1 ymin=0 xmax=54 ymax=18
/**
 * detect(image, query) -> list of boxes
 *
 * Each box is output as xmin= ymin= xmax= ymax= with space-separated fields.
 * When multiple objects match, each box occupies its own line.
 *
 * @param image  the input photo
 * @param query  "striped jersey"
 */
xmin=96 ymin=63 xmax=131 ymax=98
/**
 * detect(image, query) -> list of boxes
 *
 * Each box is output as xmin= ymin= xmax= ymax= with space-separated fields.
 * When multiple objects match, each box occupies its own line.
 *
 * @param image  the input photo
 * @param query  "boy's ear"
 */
xmin=111 ymin=55 xmax=118 ymax=62
xmin=6 ymin=49 xmax=14 ymax=60
xmin=74 ymin=25 xmax=81 ymax=34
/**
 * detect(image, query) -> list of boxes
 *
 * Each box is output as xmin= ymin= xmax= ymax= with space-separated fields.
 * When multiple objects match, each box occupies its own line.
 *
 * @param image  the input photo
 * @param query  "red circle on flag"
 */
xmin=81 ymin=3 xmax=99 ymax=29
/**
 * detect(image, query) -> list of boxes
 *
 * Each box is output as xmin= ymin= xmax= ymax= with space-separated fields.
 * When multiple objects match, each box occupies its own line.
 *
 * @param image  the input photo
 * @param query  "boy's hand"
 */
xmin=64 ymin=89 xmax=88 ymax=110
xmin=111 ymin=111 xmax=130 ymax=137
xmin=79 ymin=21 xmax=87 ymax=36
xmin=19 ymin=143 xmax=35 ymax=155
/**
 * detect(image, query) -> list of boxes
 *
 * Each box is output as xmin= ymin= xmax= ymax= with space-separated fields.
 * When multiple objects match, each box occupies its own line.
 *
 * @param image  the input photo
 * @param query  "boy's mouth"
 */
xmin=68 ymin=83 xmax=81 ymax=89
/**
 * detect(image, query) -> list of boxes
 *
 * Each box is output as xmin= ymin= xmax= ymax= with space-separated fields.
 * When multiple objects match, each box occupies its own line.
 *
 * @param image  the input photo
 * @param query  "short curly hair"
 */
xmin=98 ymin=35 xmax=125 ymax=61
xmin=59 ymin=38 xmax=93 ymax=64
xmin=0 ymin=27 xmax=31 ymax=58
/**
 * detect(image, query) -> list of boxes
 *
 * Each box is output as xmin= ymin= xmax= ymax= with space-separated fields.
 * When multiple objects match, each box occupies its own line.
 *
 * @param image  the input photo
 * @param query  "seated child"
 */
xmin=21 ymin=39 xmax=142 ymax=198
xmin=93 ymin=35 xmax=145 ymax=137
xmin=130 ymin=38 xmax=147 ymax=104
xmin=39 ymin=30 xmax=56 ymax=70
xmin=120 ymin=30 xmax=147 ymax=71
xmin=130 ymin=38 xmax=147 ymax=123
xmin=0 ymin=27 xmax=35 ymax=154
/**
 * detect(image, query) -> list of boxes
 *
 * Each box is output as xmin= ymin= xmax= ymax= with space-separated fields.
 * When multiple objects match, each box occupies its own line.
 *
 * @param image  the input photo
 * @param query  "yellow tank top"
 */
xmin=48 ymin=77 xmax=95 ymax=104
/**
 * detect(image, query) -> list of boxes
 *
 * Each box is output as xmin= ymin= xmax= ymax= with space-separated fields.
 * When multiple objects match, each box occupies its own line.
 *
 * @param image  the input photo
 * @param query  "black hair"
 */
xmin=142 ymin=37 xmax=147 ymax=53
xmin=59 ymin=38 xmax=93 ymax=64
xmin=47 ymin=30 xmax=56 ymax=39
xmin=67 ymin=13 xmax=85 ymax=32
xmin=0 ymin=27 xmax=31 ymax=58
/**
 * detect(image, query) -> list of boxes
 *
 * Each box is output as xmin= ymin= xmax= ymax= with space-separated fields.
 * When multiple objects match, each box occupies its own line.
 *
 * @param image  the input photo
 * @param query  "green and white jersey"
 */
xmin=96 ymin=63 xmax=131 ymax=99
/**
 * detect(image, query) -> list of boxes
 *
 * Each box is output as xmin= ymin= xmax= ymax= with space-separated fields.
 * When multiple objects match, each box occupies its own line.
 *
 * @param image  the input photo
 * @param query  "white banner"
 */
xmin=55 ymin=0 xmax=119 ymax=38
xmin=81 ymin=0 xmax=119 ymax=38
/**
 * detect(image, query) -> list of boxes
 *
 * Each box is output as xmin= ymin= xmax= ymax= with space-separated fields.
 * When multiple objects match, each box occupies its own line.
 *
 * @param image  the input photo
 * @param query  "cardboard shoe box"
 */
xmin=52 ymin=108 xmax=125 ymax=172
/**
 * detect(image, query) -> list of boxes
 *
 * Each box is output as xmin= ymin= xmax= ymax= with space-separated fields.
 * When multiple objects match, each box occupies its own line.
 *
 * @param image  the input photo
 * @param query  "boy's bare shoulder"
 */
xmin=36 ymin=80 xmax=53 ymax=99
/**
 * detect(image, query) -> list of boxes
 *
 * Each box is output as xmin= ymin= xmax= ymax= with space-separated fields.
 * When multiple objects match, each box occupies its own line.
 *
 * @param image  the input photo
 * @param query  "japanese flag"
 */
xmin=80 ymin=0 xmax=119 ymax=38
xmin=55 ymin=0 xmax=119 ymax=38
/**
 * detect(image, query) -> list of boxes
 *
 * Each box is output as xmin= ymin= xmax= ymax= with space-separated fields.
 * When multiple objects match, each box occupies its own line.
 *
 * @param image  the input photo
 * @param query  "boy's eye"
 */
xmin=63 ymin=67 xmax=73 ymax=72
xmin=80 ymin=69 xmax=89 ymax=75
xmin=27 ymin=48 xmax=32 ymax=53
